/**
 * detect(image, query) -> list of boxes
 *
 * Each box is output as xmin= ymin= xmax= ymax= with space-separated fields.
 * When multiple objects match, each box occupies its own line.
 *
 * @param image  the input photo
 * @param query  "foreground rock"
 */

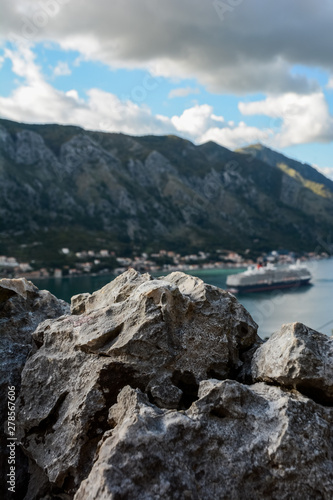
xmin=0 ymin=278 xmax=69 ymax=499
xmin=17 ymin=269 xmax=259 ymax=497
xmin=76 ymin=382 xmax=333 ymax=500
xmin=252 ymin=322 xmax=333 ymax=404
xmin=13 ymin=271 xmax=333 ymax=499
xmin=0 ymin=278 xmax=69 ymax=397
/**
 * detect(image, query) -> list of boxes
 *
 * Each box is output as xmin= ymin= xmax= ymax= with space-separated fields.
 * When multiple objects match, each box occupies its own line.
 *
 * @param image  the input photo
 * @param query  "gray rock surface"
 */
xmin=76 ymin=381 xmax=333 ymax=500
xmin=0 ymin=278 xmax=69 ymax=499
xmin=252 ymin=322 xmax=333 ymax=404
xmin=11 ymin=272 xmax=333 ymax=499
xmin=0 ymin=278 xmax=69 ymax=401
xmin=17 ymin=269 xmax=258 ymax=496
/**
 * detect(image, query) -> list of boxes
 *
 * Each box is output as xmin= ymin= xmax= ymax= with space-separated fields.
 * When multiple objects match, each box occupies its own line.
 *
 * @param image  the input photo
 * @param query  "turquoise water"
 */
xmin=33 ymin=258 xmax=333 ymax=339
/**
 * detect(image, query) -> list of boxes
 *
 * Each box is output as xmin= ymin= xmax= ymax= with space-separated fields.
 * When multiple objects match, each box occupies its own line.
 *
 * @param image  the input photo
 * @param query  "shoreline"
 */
xmin=11 ymin=255 xmax=331 ymax=284
xmin=15 ymin=263 xmax=249 ymax=283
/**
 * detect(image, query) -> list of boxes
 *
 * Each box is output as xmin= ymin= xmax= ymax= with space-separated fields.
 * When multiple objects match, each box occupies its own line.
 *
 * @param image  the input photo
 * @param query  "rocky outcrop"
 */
xmin=76 ymin=382 xmax=333 ymax=500
xmin=0 ymin=278 xmax=69 ymax=401
xmin=17 ymin=269 xmax=259 ymax=497
xmin=252 ymin=322 xmax=333 ymax=404
xmin=0 ymin=278 xmax=69 ymax=499
xmin=3 ymin=271 xmax=332 ymax=499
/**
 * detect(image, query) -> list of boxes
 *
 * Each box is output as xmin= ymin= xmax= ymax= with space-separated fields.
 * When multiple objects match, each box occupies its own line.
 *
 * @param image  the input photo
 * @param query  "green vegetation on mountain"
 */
xmin=276 ymin=163 xmax=333 ymax=199
xmin=238 ymin=143 xmax=333 ymax=195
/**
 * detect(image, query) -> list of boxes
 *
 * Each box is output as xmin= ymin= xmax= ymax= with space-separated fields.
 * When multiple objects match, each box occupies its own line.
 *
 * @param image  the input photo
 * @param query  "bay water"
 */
xmin=33 ymin=258 xmax=333 ymax=339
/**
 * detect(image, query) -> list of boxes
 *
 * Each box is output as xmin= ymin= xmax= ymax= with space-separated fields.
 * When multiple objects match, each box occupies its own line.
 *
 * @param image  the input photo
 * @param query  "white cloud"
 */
xmin=199 ymin=123 xmax=272 ymax=151
xmin=168 ymin=87 xmax=200 ymax=99
xmin=0 ymin=46 xmax=173 ymax=134
xmin=53 ymin=61 xmax=71 ymax=76
xmin=65 ymin=89 xmax=80 ymax=101
xmin=327 ymin=76 xmax=333 ymax=89
xmin=171 ymin=104 xmax=223 ymax=137
xmin=239 ymin=92 xmax=333 ymax=147
xmin=2 ymin=45 xmax=330 ymax=155
xmin=3 ymin=45 xmax=40 ymax=83
xmin=169 ymin=104 xmax=272 ymax=149
xmin=0 ymin=80 xmax=173 ymax=136
xmin=0 ymin=0 xmax=331 ymax=94
xmin=0 ymin=46 xmax=269 ymax=149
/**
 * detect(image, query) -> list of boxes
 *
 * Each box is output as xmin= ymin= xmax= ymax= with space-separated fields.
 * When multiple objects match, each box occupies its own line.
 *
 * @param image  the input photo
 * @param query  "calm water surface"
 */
xmin=33 ymin=258 xmax=333 ymax=339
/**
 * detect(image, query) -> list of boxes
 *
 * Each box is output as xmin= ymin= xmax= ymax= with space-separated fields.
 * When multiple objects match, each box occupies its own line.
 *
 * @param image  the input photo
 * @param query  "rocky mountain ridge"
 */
xmin=0 ymin=118 xmax=333 ymax=264
xmin=1 ymin=272 xmax=332 ymax=499
xmin=238 ymin=143 xmax=333 ymax=192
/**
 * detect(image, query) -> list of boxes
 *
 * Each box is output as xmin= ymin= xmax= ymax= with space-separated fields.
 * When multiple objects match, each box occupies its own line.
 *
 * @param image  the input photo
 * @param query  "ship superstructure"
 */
xmin=226 ymin=262 xmax=312 ymax=293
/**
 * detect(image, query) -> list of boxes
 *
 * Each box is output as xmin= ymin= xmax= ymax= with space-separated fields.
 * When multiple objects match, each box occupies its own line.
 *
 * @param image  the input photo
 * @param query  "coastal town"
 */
xmin=0 ymin=247 xmax=329 ymax=280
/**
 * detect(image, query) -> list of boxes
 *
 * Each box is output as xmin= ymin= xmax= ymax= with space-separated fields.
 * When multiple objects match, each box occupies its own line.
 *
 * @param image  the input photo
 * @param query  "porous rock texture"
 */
xmin=0 ymin=278 xmax=69 ymax=499
xmin=0 ymin=278 xmax=69 ymax=400
xmin=76 ymin=382 xmax=333 ymax=500
xmin=10 ymin=270 xmax=333 ymax=499
xmin=252 ymin=321 xmax=333 ymax=404
xmin=17 ymin=269 xmax=259 ymax=498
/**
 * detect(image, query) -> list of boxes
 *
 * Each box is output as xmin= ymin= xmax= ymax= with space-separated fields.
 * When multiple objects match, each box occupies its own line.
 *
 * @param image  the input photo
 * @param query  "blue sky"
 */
xmin=0 ymin=0 xmax=333 ymax=178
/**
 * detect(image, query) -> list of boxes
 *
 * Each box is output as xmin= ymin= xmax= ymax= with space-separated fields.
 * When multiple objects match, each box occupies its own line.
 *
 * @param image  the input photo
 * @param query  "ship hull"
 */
xmin=228 ymin=277 xmax=311 ymax=294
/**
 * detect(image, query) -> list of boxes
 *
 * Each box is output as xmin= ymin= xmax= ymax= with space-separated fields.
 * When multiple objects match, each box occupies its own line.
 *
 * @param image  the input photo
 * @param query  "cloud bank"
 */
xmin=0 ymin=0 xmax=333 ymax=169
xmin=1 ymin=46 xmax=333 ymax=152
xmin=1 ymin=0 xmax=333 ymax=95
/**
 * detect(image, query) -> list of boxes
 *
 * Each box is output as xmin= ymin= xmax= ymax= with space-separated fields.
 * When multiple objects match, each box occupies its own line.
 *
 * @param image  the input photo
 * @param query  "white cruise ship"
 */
xmin=226 ymin=262 xmax=312 ymax=293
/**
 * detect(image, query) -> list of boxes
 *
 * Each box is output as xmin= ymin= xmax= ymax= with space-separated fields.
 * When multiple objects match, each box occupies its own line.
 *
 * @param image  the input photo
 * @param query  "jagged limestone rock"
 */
xmin=252 ymin=322 xmax=333 ymax=404
xmin=0 ymin=278 xmax=69 ymax=399
xmin=17 ymin=269 xmax=258 ymax=495
xmin=70 ymin=292 xmax=90 ymax=315
xmin=15 ymin=271 xmax=333 ymax=500
xmin=75 ymin=382 xmax=333 ymax=500
xmin=149 ymin=376 xmax=183 ymax=409
xmin=0 ymin=278 xmax=69 ymax=499
xmin=0 ymin=277 xmax=37 ymax=302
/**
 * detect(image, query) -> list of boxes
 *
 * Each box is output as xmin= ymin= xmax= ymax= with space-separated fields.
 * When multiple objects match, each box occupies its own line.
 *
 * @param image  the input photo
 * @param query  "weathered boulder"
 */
xmin=69 ymin=269 xmax=259 ymax=383
xmin=14 ymin=271 xmax=333 ymax=500
xmin=0 ymin=279 xmax=69 ymax=393
xmin=17 ymin=269 xmax=259 ymax=496
xmin=0 ymin=278 xmax=69 ymax=499
xmin=75 ymin=381 xmax=333 ymax=500
xmin=252 ymin=322 xmax=333 ymax=404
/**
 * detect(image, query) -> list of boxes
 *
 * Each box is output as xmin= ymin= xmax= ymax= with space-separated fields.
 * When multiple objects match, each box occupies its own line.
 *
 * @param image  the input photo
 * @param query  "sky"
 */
xmin=0 ymin=0 xmax=333 ymax=178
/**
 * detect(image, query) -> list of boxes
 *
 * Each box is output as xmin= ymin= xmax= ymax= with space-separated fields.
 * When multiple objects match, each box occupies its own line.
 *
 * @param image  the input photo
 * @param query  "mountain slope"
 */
xmin=238 ymin=144 xmax=333 ymax=196
xmin=0 ymin=118 xmax=332 ymax=264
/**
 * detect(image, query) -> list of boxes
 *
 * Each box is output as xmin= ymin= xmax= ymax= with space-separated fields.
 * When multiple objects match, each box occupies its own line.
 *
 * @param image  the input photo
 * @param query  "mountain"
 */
xmin=237 ymin=144 xmax=333 ymax=197
xmin=0 ymin=118 xmax=332 ymax=266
